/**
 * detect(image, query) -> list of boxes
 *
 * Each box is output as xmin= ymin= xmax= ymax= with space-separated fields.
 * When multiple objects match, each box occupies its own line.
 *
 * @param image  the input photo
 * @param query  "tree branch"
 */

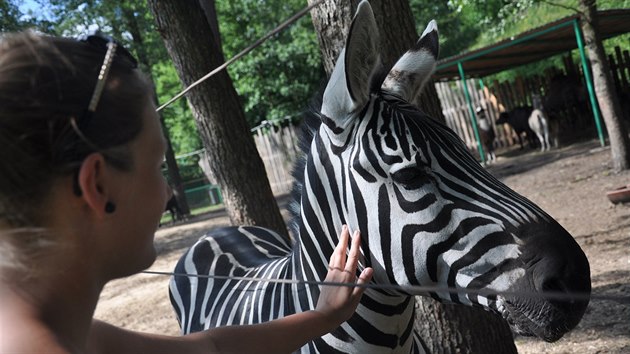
xmin=539 ymin=0 xmax=584 ymax=17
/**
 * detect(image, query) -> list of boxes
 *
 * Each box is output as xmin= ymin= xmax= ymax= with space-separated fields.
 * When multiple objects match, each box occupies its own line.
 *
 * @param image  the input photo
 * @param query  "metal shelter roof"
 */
xmin=433 ymin=9 xmax=630 ymax=81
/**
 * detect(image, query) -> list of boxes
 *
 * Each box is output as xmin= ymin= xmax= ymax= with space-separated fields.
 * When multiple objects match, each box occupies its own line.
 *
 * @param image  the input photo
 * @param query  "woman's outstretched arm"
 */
xmin=88 ymin=226 xmax=373 ymax=354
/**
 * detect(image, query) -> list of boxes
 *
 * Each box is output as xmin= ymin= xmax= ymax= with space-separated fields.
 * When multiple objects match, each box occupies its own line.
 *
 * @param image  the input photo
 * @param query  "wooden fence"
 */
xmin=195 ymin=118 xmax=301 ymax=198
xmin=608 ymin=45 xmax=630 ymax=105
xmin=252 ymin=119 xmax=301 ymax=196
xmin=435 ymin=45 xmax=630 ymax=153
xmin=436 ymin=79 xmax=514 ymax=150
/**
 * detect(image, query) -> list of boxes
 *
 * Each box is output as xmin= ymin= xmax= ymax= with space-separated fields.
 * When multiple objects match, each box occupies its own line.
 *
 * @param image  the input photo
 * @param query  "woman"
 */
xmin=0 ymin=32 xmax=373 ymax=353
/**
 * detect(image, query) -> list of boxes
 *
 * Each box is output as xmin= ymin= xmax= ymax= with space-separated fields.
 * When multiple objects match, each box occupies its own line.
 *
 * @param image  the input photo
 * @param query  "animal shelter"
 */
xmin=433 ymin=9 xmax=630 ymax=162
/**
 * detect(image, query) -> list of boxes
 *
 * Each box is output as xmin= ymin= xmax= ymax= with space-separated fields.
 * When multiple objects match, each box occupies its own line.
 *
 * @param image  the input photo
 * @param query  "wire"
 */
xmin=156 ymin=0 xmax=325 ymax=112
xmin=141 ymin=270 xmax=628 ymax=304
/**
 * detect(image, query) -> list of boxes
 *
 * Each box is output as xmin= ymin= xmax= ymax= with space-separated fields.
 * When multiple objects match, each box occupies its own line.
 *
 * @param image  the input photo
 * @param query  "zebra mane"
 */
xmin=286 ymin=97 xmax=322 ymax=241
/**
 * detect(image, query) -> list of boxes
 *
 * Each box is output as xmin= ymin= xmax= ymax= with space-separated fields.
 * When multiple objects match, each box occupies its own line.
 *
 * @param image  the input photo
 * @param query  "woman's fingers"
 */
xmin=329 ymin=226 xmax=363 ymax=276
xmin=353 ymin=268 xmax=373 ymax=297
xmin=316 ymin=225 xmax=373 ymax=325
xmin=344 ymin=230 xmax=361 ymax=273
xmin=329 ymin=225 xmax=349 ymax=269
xmin=346 ymin=230 xmax=371 ymax=297
xmin=328 ymin=226 xmax=372 ymax=292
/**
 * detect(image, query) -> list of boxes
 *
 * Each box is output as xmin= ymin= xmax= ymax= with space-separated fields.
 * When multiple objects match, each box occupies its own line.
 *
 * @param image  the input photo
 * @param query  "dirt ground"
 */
xmin=95 ymin=139 xmax=630 ymax=353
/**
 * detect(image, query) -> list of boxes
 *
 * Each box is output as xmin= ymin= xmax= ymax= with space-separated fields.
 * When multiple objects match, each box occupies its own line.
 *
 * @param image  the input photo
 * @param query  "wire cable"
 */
xmin=156 ymin=0 xmax=325 ymax=112
xmin=142 ymin=270 xmax=628 ymax=304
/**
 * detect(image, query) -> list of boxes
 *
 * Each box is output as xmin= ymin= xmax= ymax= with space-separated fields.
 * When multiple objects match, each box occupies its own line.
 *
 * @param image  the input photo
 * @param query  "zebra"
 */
xmin=169 ymin=1 xmax=591 ymax=353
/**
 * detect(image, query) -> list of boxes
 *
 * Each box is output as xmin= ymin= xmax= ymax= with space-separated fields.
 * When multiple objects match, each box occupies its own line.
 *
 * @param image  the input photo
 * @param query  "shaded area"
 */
xmin=515 ymin=268 xmax=630 ymax=352
xmin=154 ymin=194 xmax=294 ymax=259
xmin=486 ymin=140 xmax=603 ymax=180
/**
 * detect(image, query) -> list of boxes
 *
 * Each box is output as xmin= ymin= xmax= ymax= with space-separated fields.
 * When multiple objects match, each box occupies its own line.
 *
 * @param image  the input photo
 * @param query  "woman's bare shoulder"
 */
xmin=0 ymin=313 xmax=69 ymax=354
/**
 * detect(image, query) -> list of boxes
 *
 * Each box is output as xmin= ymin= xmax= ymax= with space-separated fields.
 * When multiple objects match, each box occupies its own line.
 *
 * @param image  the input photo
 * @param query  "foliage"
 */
xmin=215 ymin=0 xmax=324 ymax=126
xmin=153 ymin=61 xmax=201 ymax=156
xmin=409 ymin=0 xmax=508 ymax=58
xmin=5 ymin=1 xmax=58 ymax=32
xmin=473 ymin=0 xmax=629 ymax=48
xmin=410 ymin=0 xmax=629 ymax=83
xmin=485 ymin=0 xmax=630 ymax=82
xmin=4 ymin=0 xmax=628 ymax=153
xmin=1 ymin=0 xmax=27 ymax=31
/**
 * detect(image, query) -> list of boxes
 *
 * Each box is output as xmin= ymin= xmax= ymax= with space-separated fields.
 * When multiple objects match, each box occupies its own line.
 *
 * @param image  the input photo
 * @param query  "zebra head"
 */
xmin=311 ymin=0 xmax=590 ymax=343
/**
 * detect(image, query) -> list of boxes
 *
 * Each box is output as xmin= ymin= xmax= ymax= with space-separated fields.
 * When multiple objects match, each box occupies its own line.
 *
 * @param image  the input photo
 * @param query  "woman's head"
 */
xmin=0 ymin=32 xmax=161 ymax=281
xmin=0 ymin=32 xmax=151 ymax=226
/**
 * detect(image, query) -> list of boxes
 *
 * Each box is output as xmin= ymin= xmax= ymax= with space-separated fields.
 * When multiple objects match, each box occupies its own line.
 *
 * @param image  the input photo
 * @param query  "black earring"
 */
xmin=105 ymin=201 xmax=116 ymax=214
xmin=73 ymin=169 xmax=83 ymax=196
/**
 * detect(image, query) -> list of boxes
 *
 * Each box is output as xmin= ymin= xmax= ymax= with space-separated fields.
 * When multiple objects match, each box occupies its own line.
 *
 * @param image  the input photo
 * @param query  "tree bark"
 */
xmin=198 ymin=0 xmax=224 ymax=61
xmin=147 ymin=0 xmax=288 ymax=238
xmin=308 ymin=1 xmax=516 ymax=352
xmin=121 ymin=5 xmax=190 ymax=216
xmin=579 ymin=0 xmax=630 ymax=171
xmin=414 ymin=300 xmax=517 ymax=354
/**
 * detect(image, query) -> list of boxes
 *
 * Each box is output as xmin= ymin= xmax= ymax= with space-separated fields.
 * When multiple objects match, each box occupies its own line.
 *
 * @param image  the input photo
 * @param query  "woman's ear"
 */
xmin=77 ymin=153 xmax=110 ymax=218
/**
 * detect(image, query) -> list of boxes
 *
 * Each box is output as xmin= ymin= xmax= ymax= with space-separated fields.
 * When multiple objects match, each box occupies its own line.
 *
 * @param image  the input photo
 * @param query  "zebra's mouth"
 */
xmin=496 ymin=296 xmax=568 ymax=342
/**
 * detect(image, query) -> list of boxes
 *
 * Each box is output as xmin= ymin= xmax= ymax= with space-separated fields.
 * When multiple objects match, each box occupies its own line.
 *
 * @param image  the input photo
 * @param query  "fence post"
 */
xmin=573 ymin=18 xmax=606 ymax=147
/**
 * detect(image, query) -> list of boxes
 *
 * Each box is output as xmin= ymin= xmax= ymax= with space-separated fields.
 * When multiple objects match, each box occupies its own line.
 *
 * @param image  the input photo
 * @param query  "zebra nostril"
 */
xmin=541 ymin=278 xmax=566 ymax=293
xmin=540 ymin=277 xmax=576 ymax=310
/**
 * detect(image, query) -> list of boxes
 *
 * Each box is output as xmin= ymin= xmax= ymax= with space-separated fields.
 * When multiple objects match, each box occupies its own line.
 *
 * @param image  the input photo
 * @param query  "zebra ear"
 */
xmin=321 ymin=0 xmax=381 ymax=124
xmin=381 ymin=20 xmax=439 ymax=102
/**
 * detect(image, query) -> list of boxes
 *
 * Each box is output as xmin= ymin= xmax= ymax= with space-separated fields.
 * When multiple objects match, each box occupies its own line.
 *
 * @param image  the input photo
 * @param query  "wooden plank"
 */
xmin=437 ymin=82 xmax=462 ymax=139
xmin=252 ymin=124 xmax=298 ymax=196
xmin=455 ymin=80 xmax=475 ymax=148
xmin=492 ymin=80 xmax=514 ymax=146
xmin=609 ymin=53 xmax=622 ymax=91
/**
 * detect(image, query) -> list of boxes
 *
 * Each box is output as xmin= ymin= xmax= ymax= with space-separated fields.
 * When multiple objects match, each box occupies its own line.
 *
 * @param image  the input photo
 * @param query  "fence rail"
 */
xmin=435 ymin=46 xmax=629 ymax=154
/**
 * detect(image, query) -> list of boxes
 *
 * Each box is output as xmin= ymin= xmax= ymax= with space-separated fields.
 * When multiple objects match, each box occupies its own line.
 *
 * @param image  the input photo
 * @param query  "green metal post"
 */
xmin=573 ymin=19 xmax=606 ymax=147
xmin=458 ymin=62 xmax=485 ymax=162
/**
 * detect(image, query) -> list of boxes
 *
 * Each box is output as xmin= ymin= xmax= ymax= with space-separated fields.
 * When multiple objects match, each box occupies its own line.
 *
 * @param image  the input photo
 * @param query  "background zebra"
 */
xmin=169 ymin=2 xmax=591 ymax=353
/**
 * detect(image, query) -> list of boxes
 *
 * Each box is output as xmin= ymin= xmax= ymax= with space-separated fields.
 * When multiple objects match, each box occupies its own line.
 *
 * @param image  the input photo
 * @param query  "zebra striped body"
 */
xmin=170 ymin=2 xmax=590 ymax=352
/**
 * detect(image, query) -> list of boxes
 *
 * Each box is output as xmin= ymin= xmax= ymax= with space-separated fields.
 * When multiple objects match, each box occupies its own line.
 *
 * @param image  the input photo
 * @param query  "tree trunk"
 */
xmin=414 ymin=300 xmax=517 ymax=354
xmin=121 ymin=5 xmax=190 ymax=216
xmin=308 ymin=1 xmax=516 ymax=352
xmin=147 ymin=0 xmax=288 ymax=238
xmin=307 ymin=0 xmax=444 ymax=121
xmin=579 ymin=0 xmax=630 ymax=171
xmin=198 ymin=0 xmax=224 ymax=61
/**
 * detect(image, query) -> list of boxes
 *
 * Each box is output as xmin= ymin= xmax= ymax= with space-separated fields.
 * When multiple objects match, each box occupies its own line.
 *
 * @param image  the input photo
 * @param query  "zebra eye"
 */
xmin=391 ymin=167 xmax=430 ymax=189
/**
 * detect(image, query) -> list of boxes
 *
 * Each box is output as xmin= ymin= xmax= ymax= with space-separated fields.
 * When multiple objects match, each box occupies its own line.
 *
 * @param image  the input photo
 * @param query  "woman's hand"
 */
xmin=314 ymin=225 xmax=373 ymax=327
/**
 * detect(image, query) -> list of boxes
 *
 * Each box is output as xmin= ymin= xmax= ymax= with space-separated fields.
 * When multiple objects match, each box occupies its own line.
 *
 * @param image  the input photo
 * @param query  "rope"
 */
xmin=156 ymin=0 xmax=325 ymax=112
xmin=141 ymin=270 xmax=628 ymax=304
